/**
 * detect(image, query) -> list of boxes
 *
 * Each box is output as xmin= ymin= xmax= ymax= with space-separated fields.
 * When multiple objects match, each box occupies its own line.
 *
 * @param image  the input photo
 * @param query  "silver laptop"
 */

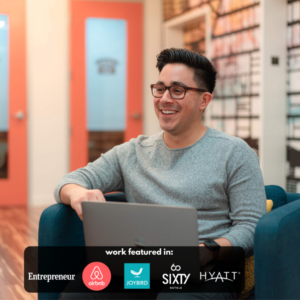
xmin=82 ymin=201 xmax=199 ymax=247
xmin=82 ymin=201 xmax=201 ymax=281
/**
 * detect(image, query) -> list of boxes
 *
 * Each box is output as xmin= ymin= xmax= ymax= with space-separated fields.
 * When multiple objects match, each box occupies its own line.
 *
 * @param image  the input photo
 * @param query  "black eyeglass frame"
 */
xmin=150 ymin=84 xmax=208 ymax=100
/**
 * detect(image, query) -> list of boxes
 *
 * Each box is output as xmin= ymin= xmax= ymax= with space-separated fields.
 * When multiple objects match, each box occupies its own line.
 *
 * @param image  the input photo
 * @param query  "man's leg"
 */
xmin=156 ymin=291 xmax=237 ymax=300
xmin=156 ymin=287 xmax=237 ymax=300
xmin=59 ymin=274 xmax=157 ymax=300
xmin=59 ymin=292 xmax=146 ymax=300
xmin=156 ymin=275 xmax=238 ymax=300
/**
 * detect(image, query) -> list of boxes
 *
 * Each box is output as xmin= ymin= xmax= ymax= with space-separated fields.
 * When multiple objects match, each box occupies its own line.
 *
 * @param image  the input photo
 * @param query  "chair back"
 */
xmin=265 ymin=185 xmax=287 ymax=210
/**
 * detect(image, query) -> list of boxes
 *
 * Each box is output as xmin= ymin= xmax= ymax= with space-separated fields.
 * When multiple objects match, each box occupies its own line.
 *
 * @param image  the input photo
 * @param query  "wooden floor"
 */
xmin=0 ymin=206 xmax=46 ymax=300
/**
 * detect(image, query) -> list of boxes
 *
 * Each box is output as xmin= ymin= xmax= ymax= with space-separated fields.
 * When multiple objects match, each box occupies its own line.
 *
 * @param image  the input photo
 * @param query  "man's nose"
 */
xmin=160 ymin=89 xmax=174 ymax=103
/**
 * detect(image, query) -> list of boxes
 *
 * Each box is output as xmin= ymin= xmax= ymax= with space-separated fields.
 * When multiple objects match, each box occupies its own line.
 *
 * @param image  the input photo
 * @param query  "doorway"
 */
xmin=0 ymin=0 xmax=27 ymax=206
xmin=70 ymin=1 xmax=143 ymax=171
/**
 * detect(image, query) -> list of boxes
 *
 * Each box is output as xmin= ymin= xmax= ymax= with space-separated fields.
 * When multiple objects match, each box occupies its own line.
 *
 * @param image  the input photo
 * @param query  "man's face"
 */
xmin=154 ymin=63 xmax=204 ymax=136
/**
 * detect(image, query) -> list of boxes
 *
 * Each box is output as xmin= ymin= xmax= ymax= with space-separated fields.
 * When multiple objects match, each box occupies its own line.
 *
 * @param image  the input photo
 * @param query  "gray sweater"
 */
xmin=54 ymin=127 xmax=267 ymax=255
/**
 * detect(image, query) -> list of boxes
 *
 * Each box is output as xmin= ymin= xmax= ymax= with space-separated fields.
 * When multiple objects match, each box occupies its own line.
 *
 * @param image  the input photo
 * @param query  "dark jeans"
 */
xmin=59 ymin=275 xmax=238 ymax=300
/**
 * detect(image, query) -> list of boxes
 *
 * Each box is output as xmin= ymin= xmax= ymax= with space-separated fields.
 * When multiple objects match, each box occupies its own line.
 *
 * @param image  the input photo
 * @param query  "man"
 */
xmin=56 ymin=48 xmax=266 ymax=299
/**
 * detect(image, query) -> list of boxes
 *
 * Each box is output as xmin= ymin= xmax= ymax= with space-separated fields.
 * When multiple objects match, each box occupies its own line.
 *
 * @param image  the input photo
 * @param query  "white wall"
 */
xmin=143 ymin=0 xmax=163 ymax=136
xmin=26 ymin=0 xmax=162 ymax=206
xmin=260 ymin=0 xmax=287 ymax=187
xmin=27 ymin=0 xmax=69 ymax=206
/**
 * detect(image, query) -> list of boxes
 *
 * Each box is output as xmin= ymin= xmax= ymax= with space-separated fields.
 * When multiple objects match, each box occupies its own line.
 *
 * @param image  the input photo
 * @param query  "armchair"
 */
xmin=38 ymin=186 xmax=300 ymax=300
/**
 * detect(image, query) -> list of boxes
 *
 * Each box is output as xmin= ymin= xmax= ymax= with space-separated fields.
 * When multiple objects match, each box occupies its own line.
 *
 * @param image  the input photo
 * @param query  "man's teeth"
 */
xmin=162 ymin=110 xmax=176 ymax=114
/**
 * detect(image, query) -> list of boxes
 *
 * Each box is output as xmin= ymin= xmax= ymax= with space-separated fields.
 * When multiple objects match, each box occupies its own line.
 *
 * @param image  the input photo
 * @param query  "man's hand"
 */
xmin=199 ymin=238 xmax=233 ymax=266
xmin=198 ymin=243 xmax=214 ymax=267
xmin=60 ymin=184 xmax=106 ymax=221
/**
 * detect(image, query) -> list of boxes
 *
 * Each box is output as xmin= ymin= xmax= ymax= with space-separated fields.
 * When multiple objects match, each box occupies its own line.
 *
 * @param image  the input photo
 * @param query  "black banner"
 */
xmin=24 ymin=246 xmax=245 ymax=295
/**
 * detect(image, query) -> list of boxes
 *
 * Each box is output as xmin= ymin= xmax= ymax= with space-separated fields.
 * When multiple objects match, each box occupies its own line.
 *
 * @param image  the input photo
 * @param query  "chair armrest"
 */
xmin=38 ymin=192 xmax=127 ymax=247
xmin=38 ymin=203 xmax=85 ymax=247
xmin=254 ymin=199 xmax=300 ymax=299
xmin=38 ymin=193 xmax=126 ymax=300
xmin=38 ymin=204 xmax=84 ymax=299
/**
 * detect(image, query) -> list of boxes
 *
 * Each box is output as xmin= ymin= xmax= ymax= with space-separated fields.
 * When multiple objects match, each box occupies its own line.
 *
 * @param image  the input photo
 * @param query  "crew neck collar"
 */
xmin=161 ymin=126 xmax=210 ymax=151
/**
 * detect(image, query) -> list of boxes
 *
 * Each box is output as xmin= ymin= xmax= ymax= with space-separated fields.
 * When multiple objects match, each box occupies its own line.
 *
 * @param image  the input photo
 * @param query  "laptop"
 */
xmin=82 ymin=201 xmax=199 ymax=247
xmin=82 ymin=201 xmax=201 ymax=281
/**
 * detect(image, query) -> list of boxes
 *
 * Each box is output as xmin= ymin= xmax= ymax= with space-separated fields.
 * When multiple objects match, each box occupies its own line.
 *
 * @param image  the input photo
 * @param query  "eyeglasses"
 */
xmin=150 ymin=84 xmax=207 ymax=100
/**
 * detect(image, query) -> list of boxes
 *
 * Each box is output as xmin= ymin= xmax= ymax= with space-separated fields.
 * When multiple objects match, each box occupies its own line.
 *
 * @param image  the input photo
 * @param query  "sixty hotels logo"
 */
xmin=162 ymin=264 xmax=190 ymax=289
xmin=124 ymin=263 xmax=150 ymax=289
xmin=82 ymin=262 xmax=112 ymax=291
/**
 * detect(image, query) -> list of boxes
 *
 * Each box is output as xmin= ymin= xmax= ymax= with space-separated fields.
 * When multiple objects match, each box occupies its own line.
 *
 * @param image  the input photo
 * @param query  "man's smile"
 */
xmin=160 ymin=109 xmax=179 ymax=116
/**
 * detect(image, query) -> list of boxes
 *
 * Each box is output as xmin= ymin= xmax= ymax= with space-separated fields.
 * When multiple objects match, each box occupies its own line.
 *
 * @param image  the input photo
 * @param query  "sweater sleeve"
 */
xmin=53 ymin=145 xmax=125 ymax=203
xmin=221 ymin=139 xmax=267 ymax=256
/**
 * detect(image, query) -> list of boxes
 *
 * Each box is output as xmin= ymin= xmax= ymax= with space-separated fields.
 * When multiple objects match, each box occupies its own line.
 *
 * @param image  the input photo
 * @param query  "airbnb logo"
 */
xmin=90 ymin=266 xmax=103 ymax=280
xmin=82 ymin=262 xmax=111 ymax=291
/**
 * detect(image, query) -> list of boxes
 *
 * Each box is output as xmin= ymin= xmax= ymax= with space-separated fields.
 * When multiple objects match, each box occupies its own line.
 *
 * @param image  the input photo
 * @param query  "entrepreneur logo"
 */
xmin=124 ymin=263 xmax=150 ymax=289
xmin=82 ymin=262 xmax=111 ymax=291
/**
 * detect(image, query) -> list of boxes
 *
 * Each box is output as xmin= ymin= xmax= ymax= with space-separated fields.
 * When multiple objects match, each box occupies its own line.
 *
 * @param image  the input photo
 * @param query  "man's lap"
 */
xmin=59 ymin=275 xmax=238 ymax=300
xmin=59 ymin=291 xmax=236 ymax=300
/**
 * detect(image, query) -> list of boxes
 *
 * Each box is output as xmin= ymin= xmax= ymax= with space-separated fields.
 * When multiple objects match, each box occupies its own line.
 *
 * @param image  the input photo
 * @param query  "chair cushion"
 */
xmin=265 ymin=185 xmax=286 ymax=209
xmin=266 ymin=199 xmax=273 ymax=212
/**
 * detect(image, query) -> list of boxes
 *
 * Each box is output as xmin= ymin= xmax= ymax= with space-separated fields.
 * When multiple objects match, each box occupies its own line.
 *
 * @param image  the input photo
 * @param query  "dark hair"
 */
xmin=156 ymin=48 xmax=217 ymax=94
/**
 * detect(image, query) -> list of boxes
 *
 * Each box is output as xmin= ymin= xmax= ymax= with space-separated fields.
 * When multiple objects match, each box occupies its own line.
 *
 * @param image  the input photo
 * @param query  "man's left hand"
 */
xmin=199 ymin=238 xmax=232 ymax=266
xmin=198 ymin=243 xmax=214 ymax=267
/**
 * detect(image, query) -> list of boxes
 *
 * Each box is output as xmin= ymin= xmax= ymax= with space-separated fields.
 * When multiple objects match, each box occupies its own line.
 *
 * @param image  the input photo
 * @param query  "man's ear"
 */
xmin=199 ymin=92 xmax=212 ymax=111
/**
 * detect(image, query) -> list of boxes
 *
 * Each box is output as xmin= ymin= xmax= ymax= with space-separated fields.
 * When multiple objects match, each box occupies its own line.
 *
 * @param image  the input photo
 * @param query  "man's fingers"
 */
xmin=84 ymin=190 xmax=104 ymax=202
xmin=70 ymin=189 xmax=106 ymax=220
xmin=98 ymin=193 xmax=106 ymax=202
xmin=73 ymin=201 xmax=83 ymax=221
xmin=92 ymin=190 xmax=106 ymax=202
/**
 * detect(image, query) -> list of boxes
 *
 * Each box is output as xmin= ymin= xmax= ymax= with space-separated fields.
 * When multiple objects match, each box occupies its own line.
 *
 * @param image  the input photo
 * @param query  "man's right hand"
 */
xmin=60 ymin=184 xmax=106 ymax=221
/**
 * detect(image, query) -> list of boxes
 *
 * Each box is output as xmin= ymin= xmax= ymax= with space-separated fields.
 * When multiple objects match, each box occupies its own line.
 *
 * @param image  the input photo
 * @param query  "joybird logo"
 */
xmin=82 ymin=262 xmax=111 ymax=291
xmin=124 ymin=263 xmax=150 ymax=289
xmin=130 ymin=268 xmax=143 ymax=277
